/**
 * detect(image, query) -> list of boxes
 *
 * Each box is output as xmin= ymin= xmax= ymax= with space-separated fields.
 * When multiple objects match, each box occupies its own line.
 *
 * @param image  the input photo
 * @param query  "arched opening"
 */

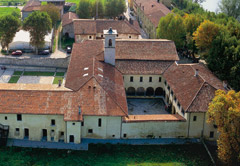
xmin=65 ymin=32 xmax=69 ymax=38
xmin=155 ymin=87 xmax=164 ymax=96
xmin=126 ymin=87 xmax=135 ymax=96
xmin=109 ymin=39 xmax=112 ymax=47
xmin=136 ymin=87 xmax=145 ymax=96
xmin=146 ymin=87 xmax=154 ymax=96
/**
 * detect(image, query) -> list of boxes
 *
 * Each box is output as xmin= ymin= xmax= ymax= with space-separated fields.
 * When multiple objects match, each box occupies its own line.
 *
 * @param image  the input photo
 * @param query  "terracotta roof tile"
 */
xmin=62 ymin=12 xmax=79 ymax=27
xmin=163 ymin=63 xmax=224 ymax=112
xmin=22 ymin=0 xmax=41 ymax=12
xmin=73 ymin=20 xmax=140 ymax=35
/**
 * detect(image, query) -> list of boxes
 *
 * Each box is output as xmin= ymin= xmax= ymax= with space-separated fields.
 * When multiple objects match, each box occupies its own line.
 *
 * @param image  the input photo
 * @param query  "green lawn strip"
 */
xmin=8 ymin=76 xmax=20 ymax=83
xmin=13 ymin=71 xmax=23 ymax=76
xmin=0 ymin=144 xmax=213 ymax=166
xmin=55 ymin=72 xmax=65 ymax=76
xmin=0 ymin=7 xmax=20 ymax=17
xmin=23 ymin=71 xmax=55 ymax=76
xmin=53 ymin=77 xmax=64 ymax=84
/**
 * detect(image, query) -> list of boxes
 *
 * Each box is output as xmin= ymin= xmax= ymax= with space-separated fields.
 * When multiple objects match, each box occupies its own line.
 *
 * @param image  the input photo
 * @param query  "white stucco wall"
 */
xmin=66 ymin=121 xmax=81 ymax=144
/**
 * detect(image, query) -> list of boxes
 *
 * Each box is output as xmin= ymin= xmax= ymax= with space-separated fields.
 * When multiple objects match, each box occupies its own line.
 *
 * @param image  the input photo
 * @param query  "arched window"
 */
xmin=126 ymin=87 xmax=135 ymax=96
xmin=146 ymin=87 xmax=154 ymax=96
xmin=136 ymin=87 xmax=145 ymax=96
xmin=155 ymin=87 xmax=164 ymax=96
xmin=109 ymin=39 xmax=112 ymax=47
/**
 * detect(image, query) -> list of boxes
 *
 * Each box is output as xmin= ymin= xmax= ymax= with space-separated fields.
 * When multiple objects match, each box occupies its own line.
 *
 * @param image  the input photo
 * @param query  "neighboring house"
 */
xmin=39 ymin=0 xmax=65 ymax=6
xmin=0 ymin=28 xmax=225 ymax=145
xmin=62 ymin=14 xmax=141 ymax=41
xmin=9 ymin=30 xmax=53 ymax=52
xmin=21 ymin=0 xmax=64 ymax=20
xmin=133 ymin=0 xmax=171 ymax=38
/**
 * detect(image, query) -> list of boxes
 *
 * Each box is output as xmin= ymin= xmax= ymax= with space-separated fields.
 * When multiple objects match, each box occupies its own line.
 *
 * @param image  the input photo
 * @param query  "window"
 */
xmin=24 ymin=128 xmax=29 ymax=139
xmin=98 ymin=118 xmax=102 ymax=127
xmin=89 ymin=36 xmax=92 ymax=39
xmin=140 ymin=76 xmax=143 ymax=82
xmin=193 ymin=116 xmax=197 ymax=121
xmin=112 ymin=135 xmax=115 ymax=137
xmin=72 ymin=123 xmax=75 ymax=126
xmin=123 ymin=134 xmax=127 ymax=138
xmin=159 ymin=77 xmax=161 ymax=82
xmin=15 ymin=128 xmax=20 ymax=136
xmin=171 ymin=91 xmax=173 ymax=96
xmin=69 ymin=135 xmax=74 ymax=143
xmin=164 ymin=80 xmax=167 ymax=86
xmin=5 ymin=116 xmax=7 ymax=120
xmin=88 ymin=129 xmax=93 ymax=133
xmin=178 ymin=102 xmax=181 ymax=109
xmin=129 ymin=35 xmax=132 ymax=38
xmin=17 ymin=114 xmax=22 ymax=121
xmin=51 ymin=119 xmax=55 ymax=126
xmin=130 ymin=76 xmax=133 ymax=82
xmin=16 ymin=128 xmax=19 ymax=132
xmin=210 ymin=131 xmax=214 ymax=138
xmin=174 ymin=96 xmax=177 ymax=102
xmin=81 ymin=121 xmax=84 ymax=126
xmin=167 ymin=85 xmax=170 ymax=90
xmin=116 ymin=34 xmax=119 ymax=37
xmin=109 ymin=39 xmax=112 ymax=47
xmin=101 ymin=34 xmax=103 ymax=38
xmin=149 ymin=77 xmax=152 ymax=82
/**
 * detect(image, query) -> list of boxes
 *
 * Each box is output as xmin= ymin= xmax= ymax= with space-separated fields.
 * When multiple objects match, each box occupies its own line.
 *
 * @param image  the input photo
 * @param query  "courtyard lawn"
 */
xmin=0 ymin=144 xmax=213 ymax=166
xmin=12 ymin=71 xmax=23 ymax=76
xmin=53 ymin=76 xmax=64 ymax=84
xmin=0 ymin=7 xmax=20 ymax=17
xmin=8 ymin=76 xmax=20 ymax=83
xmin=23 ymin=71 xmax=55 ymax=76
xmin=0 ymin=0 xmax=26 ymax=6
xmin=55 ymin=72 xmax=65 ymax=76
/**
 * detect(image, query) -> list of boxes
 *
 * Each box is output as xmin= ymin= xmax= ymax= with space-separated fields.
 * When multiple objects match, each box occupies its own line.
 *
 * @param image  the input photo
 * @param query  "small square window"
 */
xmin=51 ymin=119 xmax=55 ymax=126
xmin=210 ymin=131 xmax=214 ymax=138
xmin=5 ymin=116 xmax=7 ymax=120
xmin=101 ymin=35 xmax=103 ymax=38
xmin=164 ymin=81 xmax=167 ymax=85
xmin=88 ymin=129 xmax=93 ymax=133
xmin=16 ymin=128 xmax=19 ymax=132
xmin=193 ymin=116 xmax=197 ymax=121
xmin=81 ymin=121 xmax=84 ymax=126
xmin=140 ymin=77 xmax=143 ymax=82
xmin=112 ymin=135 xmax=115 ymax=137
xmin=72 ymin=123 xmax=75 ymax=125
xmin=159 ymin=77 xmax=161 ymax=82
xmin=116 ymin=34 xmax=119 ymax=37
xmin=17 ymin=114 xmax=22 ymax=121
xmin=89 ymin=36 xmax=92 ymax=39
xmin=129 ymin=35 xmax=131 ymax=38
xmin=123 ymin=134 xmax=127 ymax=138
xmin=130 ymin=76 xmax=133 ymax=82
xmin=149 ymin=77 xmax=152 ymax=82
xmin=167 ymin=86 xmax=170 ymax=90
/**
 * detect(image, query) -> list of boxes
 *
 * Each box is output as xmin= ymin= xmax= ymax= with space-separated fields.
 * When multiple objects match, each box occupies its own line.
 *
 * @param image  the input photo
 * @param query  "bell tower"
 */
xmin=104 ymin=27 xmax=117 ymax=66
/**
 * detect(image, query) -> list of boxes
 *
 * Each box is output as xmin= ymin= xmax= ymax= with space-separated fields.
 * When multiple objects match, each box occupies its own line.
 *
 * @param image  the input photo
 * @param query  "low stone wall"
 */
xmin=0 ymin=56 xmax=70 ymax=69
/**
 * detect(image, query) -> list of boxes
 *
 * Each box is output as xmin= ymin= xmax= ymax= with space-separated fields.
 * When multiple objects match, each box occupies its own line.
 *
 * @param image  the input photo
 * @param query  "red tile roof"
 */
xmin=22 ymin=0 xmax=41 ymax=12
xmin=134 ymin=0 xmax=171 ymax=27
xmin=123 ymin=114 xmax=186 ymax=122
xmin=163 ymin=63 xmax=224 ymax=112
xmin=62 ymin=12 xmax=79 ymax=27
xmin=73 ymin=19 xmax=140 ymax=35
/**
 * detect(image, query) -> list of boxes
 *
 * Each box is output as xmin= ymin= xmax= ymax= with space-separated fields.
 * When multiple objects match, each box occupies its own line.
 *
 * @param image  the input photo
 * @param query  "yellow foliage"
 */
xmin=208 ymin=90 xmax=240 ymax=164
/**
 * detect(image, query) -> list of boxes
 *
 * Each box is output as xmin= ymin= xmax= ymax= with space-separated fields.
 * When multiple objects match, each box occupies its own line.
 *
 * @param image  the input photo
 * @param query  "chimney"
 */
xmin=223 ymin=80 xmax=228 ymax=89
xmin=129 ymin=18 xmax=133 ymax=25
xmin=103 ymin=27 xmax=117 ymax=66
xmin=58 ymin=79 xmax=62 ymax=87
xmin=194 ymin=69 xmax=199 ymax=77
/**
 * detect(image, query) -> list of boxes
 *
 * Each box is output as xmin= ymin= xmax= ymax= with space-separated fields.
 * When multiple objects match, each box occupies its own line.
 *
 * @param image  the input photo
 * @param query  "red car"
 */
xmin=11 ymin=50 xmax=22 ymax=55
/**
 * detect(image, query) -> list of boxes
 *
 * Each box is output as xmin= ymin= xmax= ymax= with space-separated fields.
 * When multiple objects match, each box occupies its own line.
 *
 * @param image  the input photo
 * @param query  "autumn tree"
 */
xmin=157 ymin=13 xmax=186 ymax=49
xmin=193 ymin=20 xmax=221 ymax=54
xmin=41 ymin=4 xmax=60 ymax=28
xmin=0 ymin=15 xmax=21 ymax=53
xmin=219 ymin=0 xmax=240 ymax=20
xmin=208 ymin=90 xmax=240 ymax=165
xmin=23 ymin=11 xmax=52 ymax=54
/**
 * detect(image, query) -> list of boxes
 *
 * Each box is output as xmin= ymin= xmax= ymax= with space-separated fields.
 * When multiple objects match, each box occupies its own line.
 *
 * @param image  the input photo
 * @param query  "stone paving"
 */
xmin=0 ymin=69 xmax=14 ymax=83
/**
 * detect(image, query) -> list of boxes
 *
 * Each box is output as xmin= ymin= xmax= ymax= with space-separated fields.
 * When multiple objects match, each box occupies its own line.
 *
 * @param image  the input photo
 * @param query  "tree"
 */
xmin=157 ymin=13 xmax=186 ymax=49
xmin=193 ymin=20 xmax=221 ymax=53
xmin=11 ymin=10 xmax=21 ymax=19
xmin=91 ymin=0 xmax=105 ymax=18
xmin=0 ymin=15 xmax=21 ymax=53
xmin=105 ymin=0 xmax=126 ymax=19
xmin=76 ymin=0 xmax=92 ymax=19
xmin=208 ymin=90 xmax=240 ymax=165
xmin=41 ymin=4 xmax=60 ymax=28
xmin=23 ymin=11 xmax=52 ymax=54
xmin=218 ymin=0 xmax=240 ymax=20
xmin=192 ymin=0 xmax=205 ymax=3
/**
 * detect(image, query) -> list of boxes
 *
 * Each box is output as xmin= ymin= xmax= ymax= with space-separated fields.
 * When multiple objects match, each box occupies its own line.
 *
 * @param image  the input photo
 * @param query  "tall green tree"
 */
xmin=0 ymin=15 xmax=21 ymax=53
xmin=76 ymin=0 xmax=92 ymax=19
xmin=41 ymin=4 xmax=60 ymax=28
xmin=105 ymin=0 xmax=126 ymax=19
xmin=91 ymin=0 xmax=105 ymax=18
xmin=208 ymin=90 xmax=240 ymax=165
xmin=219 ymin=0 xmax=240 ymax=20
xmin=157 ymin=13 xmax=186 ymax=49
xmin=23 ymin=11 xmax=52 ymax=54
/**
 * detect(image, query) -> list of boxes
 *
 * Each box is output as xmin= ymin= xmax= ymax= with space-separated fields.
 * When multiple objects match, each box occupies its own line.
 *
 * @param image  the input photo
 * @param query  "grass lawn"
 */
xmin=66 ymin=0 xmax=106 ymax=5
xmin=12 ymin=71 xmax=23 ymax=76
xmin=55 ymin=72 xmax=65 ymax=76
xmin=8 ymin=76 xmax=20 ymax=83
xmin=23 ymin=71 xmax=55 ymax=76
xmin=53 ymin=76 xmax=64 ymax=84
xmin=0 ymin=144 xmax=212 ymax=166
xmin=0 ymin=7 xmax=20 ymax=17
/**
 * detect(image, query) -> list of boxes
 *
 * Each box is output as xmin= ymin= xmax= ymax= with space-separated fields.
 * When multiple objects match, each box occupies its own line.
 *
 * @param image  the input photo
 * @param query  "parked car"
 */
xmin=67 ymin=47 xmax=72 ymax=54
xmin=38 ymin=50 xmax=50 ymax=55
xmin=11 ymin=50 xmax=22 ymax=56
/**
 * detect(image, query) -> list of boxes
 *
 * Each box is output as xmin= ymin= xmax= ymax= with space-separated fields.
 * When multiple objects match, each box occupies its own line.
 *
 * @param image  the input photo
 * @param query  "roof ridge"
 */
xmin=93 ymin=73 xmax=128 ymax=116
